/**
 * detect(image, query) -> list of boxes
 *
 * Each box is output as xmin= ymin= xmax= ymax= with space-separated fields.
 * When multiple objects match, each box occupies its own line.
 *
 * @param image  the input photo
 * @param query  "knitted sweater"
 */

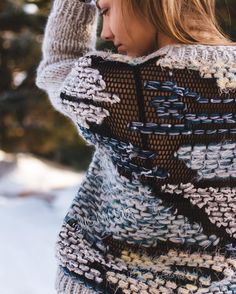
xmin=36 ymin=0 xmax=236 ymax=293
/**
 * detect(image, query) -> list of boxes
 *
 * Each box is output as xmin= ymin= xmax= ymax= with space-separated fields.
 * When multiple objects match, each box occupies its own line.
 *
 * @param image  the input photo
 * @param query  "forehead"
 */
xmin=96 ymin=0 xmax=112 ymax=7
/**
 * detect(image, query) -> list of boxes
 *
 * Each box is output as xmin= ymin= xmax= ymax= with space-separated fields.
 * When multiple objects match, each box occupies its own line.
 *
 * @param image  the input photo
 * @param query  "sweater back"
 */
xmin=55 ymin=44 xmax=236 ymax=293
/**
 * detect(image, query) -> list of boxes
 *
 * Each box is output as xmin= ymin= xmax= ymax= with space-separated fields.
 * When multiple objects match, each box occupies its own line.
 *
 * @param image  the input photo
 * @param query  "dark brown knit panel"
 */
xmin=89 ymin=56 xmax=236 ymax=191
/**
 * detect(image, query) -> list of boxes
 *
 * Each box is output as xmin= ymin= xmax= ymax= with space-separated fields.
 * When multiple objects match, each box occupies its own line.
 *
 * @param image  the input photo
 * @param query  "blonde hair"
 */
xmin=121 ymin=0 xmax=236 ymax=45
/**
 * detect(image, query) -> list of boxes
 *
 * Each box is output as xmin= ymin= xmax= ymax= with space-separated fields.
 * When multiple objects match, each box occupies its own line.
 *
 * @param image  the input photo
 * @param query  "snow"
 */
xmin=0 ymin=151 xmax=85 ymax=294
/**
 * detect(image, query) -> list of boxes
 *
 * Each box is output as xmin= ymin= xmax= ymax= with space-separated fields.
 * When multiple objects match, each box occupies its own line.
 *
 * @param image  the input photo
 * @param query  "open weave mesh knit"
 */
xmin=54 ymin=52 xmax=236 ymax=294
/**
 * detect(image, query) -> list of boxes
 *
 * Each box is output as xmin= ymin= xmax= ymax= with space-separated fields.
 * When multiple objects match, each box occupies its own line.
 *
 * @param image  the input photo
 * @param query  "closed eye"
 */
xmin=99 ymin=8 xmax=109 ymax=16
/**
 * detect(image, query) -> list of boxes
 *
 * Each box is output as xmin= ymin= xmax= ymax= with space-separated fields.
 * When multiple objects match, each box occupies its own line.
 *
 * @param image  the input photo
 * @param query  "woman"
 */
xmin=36 ymin=0 xmax=236 ymax=293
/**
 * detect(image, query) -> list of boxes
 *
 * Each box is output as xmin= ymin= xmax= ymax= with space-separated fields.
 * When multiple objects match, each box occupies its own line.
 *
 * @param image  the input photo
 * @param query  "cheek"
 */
xmin=138 ymin=25 xmax=156 ymax=46
xmin=115 ymin=17 xmax=128 ymax=39
xmin=131 ymin=27 xmax=148 ymax=44
xmin=125 ymin=18 xmax=155 ymax=45
xmin=130 ymin=25 xmax=157 ymax=56
xmin=109 ymin=3 xmax=126 ymax=37
xmin=108 ymin=14 xmax=121 ymax=36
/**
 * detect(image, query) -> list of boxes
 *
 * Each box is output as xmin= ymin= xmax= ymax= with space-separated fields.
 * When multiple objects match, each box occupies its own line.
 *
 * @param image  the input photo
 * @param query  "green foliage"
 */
xmin=0 ymin=0 xmax=94 ymax=171
xmin=0 ymin=0 xmax=235 ymax=171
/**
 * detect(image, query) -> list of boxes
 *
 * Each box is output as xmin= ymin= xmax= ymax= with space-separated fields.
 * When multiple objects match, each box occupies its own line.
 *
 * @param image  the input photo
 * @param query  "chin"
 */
xmin=128 ymin=50 xmax=146 ymax=58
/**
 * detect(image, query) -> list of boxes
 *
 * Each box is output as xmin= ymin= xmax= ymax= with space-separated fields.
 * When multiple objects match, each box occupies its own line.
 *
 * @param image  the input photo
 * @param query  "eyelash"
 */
xmin=99 ymin=8 xmax=109 ymax=16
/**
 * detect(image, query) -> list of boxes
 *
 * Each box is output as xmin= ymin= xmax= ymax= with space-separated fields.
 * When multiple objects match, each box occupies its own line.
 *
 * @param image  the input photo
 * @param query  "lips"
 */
xmin=117 ymin=45 xmax=126 ymax=54
xmin=115 ymin=43 xmax=123 ymax=50
xmin=114 ymin=43 xmax=122 ymax=49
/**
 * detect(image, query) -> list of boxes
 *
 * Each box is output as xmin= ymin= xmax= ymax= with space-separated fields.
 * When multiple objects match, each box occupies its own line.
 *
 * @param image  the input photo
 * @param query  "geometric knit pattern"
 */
xmin=175 ymin=142 xmax=236 ymax=180
xmin=61 ymin=56 xmax=120 ymax=129
xmin=161 ymin=183 xmax=236 ymax=238
xmin=55 ymin=157 xmax=236 ymax=293
xmin=35 ymin=1 xmax=236 ymax=292
xmin=87 ymin=43 xmax=236 ymax=95
xmin=53 ymin=49 xmax=236 ymax=293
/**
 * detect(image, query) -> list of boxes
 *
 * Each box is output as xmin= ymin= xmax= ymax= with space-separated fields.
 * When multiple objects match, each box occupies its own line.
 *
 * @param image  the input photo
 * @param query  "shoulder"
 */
xmin=82 ymin=44 xmax=236 ymax=95
xmin=84 ymin=43 xmax=236 ymax=64
xmin=154 ymin=43 xmax=236 ymax=71
xmin=155 ymin=44 xmax=236 ymax=95
xmin=61 ymin=44 xmax=236 ymax=98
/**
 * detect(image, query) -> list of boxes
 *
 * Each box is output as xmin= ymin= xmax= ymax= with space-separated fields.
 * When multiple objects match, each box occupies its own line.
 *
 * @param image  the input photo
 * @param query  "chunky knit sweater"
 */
xmin=36 ymin=0 xmax=236 ymax=293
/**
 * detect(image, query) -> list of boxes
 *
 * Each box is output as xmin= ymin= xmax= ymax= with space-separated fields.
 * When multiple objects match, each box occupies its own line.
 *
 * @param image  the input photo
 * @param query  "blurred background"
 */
xmin=0 ymin=0 xmax=235 ymax=293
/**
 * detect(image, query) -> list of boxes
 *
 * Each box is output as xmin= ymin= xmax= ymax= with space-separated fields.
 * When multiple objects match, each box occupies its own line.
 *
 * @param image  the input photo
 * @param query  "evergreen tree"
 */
xmin=0 ymin=0 xmax=95 ymax=170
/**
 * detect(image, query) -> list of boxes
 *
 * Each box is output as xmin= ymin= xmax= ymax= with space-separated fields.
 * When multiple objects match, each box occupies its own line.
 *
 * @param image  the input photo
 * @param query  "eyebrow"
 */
xmin=96 ymin=0 xmax=101 ymax=10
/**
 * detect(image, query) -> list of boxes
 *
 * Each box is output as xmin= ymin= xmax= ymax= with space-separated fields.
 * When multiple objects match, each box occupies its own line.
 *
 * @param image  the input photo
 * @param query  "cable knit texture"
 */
xmin=36 ymin=0 xmax=236 ymax=293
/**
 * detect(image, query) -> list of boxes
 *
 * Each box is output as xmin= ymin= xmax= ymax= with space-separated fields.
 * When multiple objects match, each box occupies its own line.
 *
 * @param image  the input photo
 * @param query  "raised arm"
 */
xmin=35 ymin=0 xmax=98 ymax=114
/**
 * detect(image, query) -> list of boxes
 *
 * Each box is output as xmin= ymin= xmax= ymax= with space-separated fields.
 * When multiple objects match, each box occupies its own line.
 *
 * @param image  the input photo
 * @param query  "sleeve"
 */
xmin=35 ymin=0 xmax=98 ymax=115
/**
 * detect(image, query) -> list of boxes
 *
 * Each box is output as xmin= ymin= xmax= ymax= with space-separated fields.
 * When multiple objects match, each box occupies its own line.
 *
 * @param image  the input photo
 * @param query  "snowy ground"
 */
xmin=0 ymin=150 xmax=85 ymax=294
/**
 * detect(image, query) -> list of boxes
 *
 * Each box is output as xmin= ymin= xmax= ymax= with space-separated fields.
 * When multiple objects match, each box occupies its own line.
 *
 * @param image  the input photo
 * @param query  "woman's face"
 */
xmin=96 ymin=0 xmax=157 ymax=57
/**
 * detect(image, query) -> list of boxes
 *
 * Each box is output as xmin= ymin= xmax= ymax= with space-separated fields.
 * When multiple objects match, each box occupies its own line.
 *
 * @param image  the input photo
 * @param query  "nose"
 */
xmin=100 ymin=21 xmax=114 ymax=42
